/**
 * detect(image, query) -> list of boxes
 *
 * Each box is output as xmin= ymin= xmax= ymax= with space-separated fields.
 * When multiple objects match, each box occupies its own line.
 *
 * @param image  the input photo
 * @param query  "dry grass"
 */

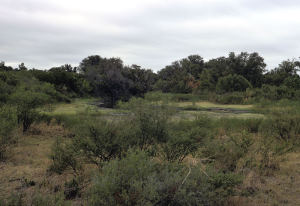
xmin=175 ymin=110 xmax=264 ymax=120
xmin=175 ymin=101 xmax=254 ymax=110
xmin=235 ymin=153 xmax=300 ymax=206
xmin=0 ymin=123 xmax=76 ymax=202
xmin=229 ymin=146 xmax=300 ymax=206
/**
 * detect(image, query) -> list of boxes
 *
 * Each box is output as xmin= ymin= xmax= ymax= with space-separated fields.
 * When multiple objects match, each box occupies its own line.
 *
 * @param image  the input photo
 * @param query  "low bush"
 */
xmin=214 ymin=92 xmax=245 ymax=104
xmin=169 ymin=116 xmax=214 ymax=142
xmin=9 ymin=90 xmax=51 ymax=132
xmin=260 ymin=114 xmax=300 ymax=141
xmin=256 ymin=136 xmax=280 ymax=175
xmin=203 ymin=131 xmax=253 ymax=172
xmin=121 ymin=98 xmax=171 ymax=151
xmin=49 ymin=137 xmax=79 ymax=174
xmin=73 ymin=121 xmax=128 ymax=166
xmin=162 ymin=132 xmax=199 ymax=162
xmin=216 ymin=118 xmax=263 ymax=133
xmin=0 ymin=105 xmax=17 ymax=160
xmin=89 ymin=150 xmax=241 ymax=206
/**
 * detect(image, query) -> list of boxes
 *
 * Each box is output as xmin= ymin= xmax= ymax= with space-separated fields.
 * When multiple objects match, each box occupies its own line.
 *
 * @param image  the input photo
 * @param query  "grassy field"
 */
xmin=177 ymin=110 xmax=264 ymax=120
xmin=174 ymin=101 xmax=254 ymax=109
xmin=46 ymin=98 xmax=263 ymax=120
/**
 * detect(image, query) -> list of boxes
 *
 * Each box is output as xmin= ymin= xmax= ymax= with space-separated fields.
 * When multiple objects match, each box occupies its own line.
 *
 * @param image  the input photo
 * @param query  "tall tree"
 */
xmin=156 ymin=55 xmax=205 ymax=93
xmin=79 ymin=55 xmax=131 ymax=107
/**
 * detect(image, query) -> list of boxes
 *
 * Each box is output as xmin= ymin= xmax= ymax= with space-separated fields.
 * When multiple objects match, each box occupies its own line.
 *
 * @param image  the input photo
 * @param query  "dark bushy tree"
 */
xmin=0 ymin=61 xmax=13 ymax=71
xmin=0 ymin=72 xmax=18 ymax=103
xmin=32 ymin=65 xmax=91 ymax=97
xmin=155 ymin=55 xmax=204 ymax=93
xmin=226 ymin=52 xmax=266 ymax=87
xmin=79 ymin=55 xmax=131 ymax=107
xmin=264 ymin=59 xmax=300 ymax=86
xmin=216 ymin=74 xmax=252 ymax=94
xmin=124 ymin=64 xmax=157 ymax=97
xmin=79 ymin=55 xmax=156 ymax=107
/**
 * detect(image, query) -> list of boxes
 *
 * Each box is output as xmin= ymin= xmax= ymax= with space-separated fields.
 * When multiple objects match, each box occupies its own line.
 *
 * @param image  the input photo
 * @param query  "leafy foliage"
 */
xmin=79 ymin=55 xmax=157 ymax=107
xmin=89 ymin=150 xmax=241 ymax=206
xmin=125 ymin=98 xmax=170 ymax=151
xmin=49 ymin=137 xmax=78 ymax=174
xmin=162 ymin=133 xmax=198 ymax=162
xmin=73 ymin=121 xmax=127 ymax=166
xmin=216 ymin=74 xmax=252 ymax=94
xmin=0 ymin=105 xmax=17 ymax=160
xmin=9 ymin=90 xmax=50 ymax=132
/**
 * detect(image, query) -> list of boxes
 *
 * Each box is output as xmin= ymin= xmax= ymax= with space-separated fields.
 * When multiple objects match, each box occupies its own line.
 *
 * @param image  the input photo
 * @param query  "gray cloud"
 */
xmin=0 ymin=0 xmax=300 ymax=71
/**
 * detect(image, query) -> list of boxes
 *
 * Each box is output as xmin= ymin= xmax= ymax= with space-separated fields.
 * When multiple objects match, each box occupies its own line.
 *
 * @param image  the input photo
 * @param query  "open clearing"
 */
xmin=46 ymin=98 xmax=263 ymax=119
xmin=174 ymin=101 xmax=253 ymax=110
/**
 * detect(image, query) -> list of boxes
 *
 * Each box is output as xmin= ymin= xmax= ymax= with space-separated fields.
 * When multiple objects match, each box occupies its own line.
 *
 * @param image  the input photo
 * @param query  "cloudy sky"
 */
xmin=1 ymin=0 xmax=300 ymax=71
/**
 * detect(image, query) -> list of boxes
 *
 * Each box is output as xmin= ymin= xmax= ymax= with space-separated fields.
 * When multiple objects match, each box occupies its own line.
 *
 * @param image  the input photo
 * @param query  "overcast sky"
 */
xmin=1 ymin=0 xmax=300 ymax=71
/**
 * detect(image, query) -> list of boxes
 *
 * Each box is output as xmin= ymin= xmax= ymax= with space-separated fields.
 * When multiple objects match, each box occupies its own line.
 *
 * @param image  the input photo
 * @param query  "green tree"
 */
xmin=216 ymin=74 xmax=252 ymax=94
xmin=264 ymin=59 xmax=300 ymax=86
xmin=9 ymin=90 xmax=50 ymax=132
xmin=156 ymin=55 xmax=205 ymax=93
xmin=79 ymin=55 xmax=156 ymax=107
xmin=0 ymin=61 xmax=13 ymax=71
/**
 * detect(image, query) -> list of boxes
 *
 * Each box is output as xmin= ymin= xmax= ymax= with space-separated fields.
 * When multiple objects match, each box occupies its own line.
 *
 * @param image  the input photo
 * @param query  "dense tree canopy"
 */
xmin=155 ymin=52 xmax=266 ymax=93
xmin=79 ymin=55 xmax=157 ymax=107
xmin=216 ymin=74 xmax=252 ymax=94
xmin=264 ymin=59 xmax=300 ymax=86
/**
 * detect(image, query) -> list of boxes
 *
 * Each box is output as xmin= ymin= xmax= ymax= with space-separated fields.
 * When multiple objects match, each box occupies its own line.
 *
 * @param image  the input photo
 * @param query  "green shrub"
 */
xmin=203 ymin=131 xmax=253 ymax=172
xmin=0 ymin=105 xmax=17 ymax=160
xmin=216 ymin=118 xmax=263 ymax=133
xmin=123 ymin=98 xmax=171 ymax=151
xmin=9 ymin=90 xmax=50 ymax=132
xmin=162 ymin=133 xmax=198 ymax=162
xmin=260 ymin=114 xmax=300 ymax=141
xmin=0 ymin=72 xmax=18 ymax=104
xmin=73 ymin=121 xmax=127 ymax=166
xmin=214 ymin=92 xmax=245 ymax=104
xmin=89 ymin=150 xmax=241 ymax=206
xmin=261 ymin=84 xmax=293 ymax=100
xmin=256 ymin=136 xmax=280 ymax=175
xmin=49 ymin=137 xmax=78 ymax=174
xmin=169 ymin=116 xmax=214 ymax=141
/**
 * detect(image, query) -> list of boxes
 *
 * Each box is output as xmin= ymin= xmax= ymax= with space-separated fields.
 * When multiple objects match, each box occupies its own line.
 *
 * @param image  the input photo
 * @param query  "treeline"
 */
xmin=156 ymin=52 xmax=300 ymax=103
xmin=0 ymin=57 xmax=157 ymax=108
xmin=1 ymin=52 xmax=300 ymax=107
